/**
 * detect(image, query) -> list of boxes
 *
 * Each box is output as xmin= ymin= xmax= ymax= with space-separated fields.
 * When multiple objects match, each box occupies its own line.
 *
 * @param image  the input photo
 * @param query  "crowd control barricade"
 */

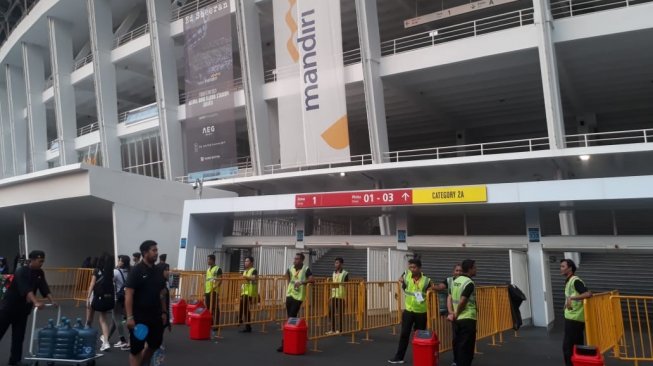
xmin=169 ymin=271 xmax=204 ymax=302
xmin=304 ymin=282 xmax=364 ymax=349
xmin=361 ymin=281 xmax=403 ymax=340
xmin=427 ymin=286 xmax=515 ymax=353
xmin=43 ymin=268 xmax=93 ymax=303
xmin=609 ymin=295 xmax=653 ymax=364
xmin=583 ymin=291 xmax=621 ymax=355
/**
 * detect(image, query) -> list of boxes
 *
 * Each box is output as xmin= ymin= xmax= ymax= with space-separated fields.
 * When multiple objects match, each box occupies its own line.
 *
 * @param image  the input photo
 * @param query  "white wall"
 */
xmin=112 ymin=203 xmax=182 ymax=269
xmin=24 ymin=212 xmax=113 ymax=268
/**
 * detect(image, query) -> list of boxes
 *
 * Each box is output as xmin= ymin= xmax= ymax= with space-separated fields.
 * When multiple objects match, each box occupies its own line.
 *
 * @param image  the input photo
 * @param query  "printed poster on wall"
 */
xmin=182 ymin=1 xmax=237 ymax=180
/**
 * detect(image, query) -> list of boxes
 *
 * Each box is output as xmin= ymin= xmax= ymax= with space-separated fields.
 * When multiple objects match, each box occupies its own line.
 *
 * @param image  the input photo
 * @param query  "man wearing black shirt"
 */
xmin=0 ymin=250 xmax=54 ymax=366
xmin=560 ymin=259 xmax=592 ymax=366
xmin=125 ymin=241 xmax=167 ymax=366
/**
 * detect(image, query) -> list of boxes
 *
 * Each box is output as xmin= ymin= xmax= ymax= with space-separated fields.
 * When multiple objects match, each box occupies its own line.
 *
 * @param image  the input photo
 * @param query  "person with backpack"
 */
xmin=0 ymin=250 xmax=54 ymax=366
xmin=112 ymin=255 xmax=130 ymax=350
xmin=85 ymin=253 xmax=116 ymax=352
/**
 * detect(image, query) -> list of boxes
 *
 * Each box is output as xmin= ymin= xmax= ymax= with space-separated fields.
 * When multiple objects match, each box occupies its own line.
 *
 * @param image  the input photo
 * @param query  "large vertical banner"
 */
xmin=183 ymin=1 xmax=237 ymax=180
xmin=273 ymin=0 xmax=351 ymax=167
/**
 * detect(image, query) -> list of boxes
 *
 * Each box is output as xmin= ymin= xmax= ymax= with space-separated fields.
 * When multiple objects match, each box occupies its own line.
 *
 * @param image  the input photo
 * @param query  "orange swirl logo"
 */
xmin=285 ymin=0 xmax=299 ymax=63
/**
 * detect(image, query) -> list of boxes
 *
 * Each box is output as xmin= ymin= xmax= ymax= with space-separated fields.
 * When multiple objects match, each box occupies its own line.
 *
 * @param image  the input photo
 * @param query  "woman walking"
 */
xmin=112 ymin=255 xmax=131 ymax=350
xmin=86 ymin=254 xmax=116 ymax=352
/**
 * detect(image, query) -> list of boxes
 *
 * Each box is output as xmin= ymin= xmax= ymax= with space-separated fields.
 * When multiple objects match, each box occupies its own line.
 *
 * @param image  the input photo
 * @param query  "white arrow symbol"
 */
xmin=402 ymin=192 xmax=410 ymax=201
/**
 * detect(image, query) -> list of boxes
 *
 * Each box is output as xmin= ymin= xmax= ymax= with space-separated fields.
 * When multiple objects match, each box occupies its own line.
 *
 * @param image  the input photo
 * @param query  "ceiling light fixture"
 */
xmin=339 ymin=172 xmax=346 ymax=177
xmin=579 ymin=155 xmax=591 ymax=161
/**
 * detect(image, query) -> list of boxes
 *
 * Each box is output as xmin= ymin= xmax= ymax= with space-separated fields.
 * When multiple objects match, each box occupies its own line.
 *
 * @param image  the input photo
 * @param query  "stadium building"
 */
xmin=0 ymin=0 xmax=652 ymax=327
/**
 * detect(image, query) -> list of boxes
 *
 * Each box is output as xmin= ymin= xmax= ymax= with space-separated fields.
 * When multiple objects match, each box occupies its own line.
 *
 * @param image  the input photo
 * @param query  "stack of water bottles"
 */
xmin=37 ymin=317 xmax=99 ymax=360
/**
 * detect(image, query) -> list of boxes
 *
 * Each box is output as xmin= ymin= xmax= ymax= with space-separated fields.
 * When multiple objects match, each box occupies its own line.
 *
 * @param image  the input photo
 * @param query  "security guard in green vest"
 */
xmin=388 ymin=258 xmax=435 ymax=364
xmin=560 ymin=259 xmax=592 ymax=366
xmin=448 ymin=259 xmax=477 ymax=366
xmin=239 ymin=256 xmax=258 ymax=333
xmin=277 ymin=253 xmax=314 ymax=352
xmin=327 ymin=257 xmax=349 ymax=335
xmin=205 ymin=254 xmax=222 ymax=325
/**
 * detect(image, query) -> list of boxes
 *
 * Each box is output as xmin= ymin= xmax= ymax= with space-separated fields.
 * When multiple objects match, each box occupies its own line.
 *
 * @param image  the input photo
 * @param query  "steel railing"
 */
xmin=77 ymin=121 xmax=99 ymax=137
xmin=550 ymin=0 xmax=653 ymax=19
xmin=175 ymin=156 xmax=254 ymax=183
xmin=343 ymin=48 xmax=362 ymax=66
xmin=113 ymin=23 xmax=150 ymax=49
xmin=263 ymin=154 xmax=374 ymax=175
xmin=118 ymin=102 xmax=159 ymax=124
xmin=380 ymin=8 xmax=534 ymax=57
xmin=566 ymin=128 xmax=653 ymax=147
xmin=73 ymin=54 xmax=93 ymax=71
xmin=47 ymin=139 xmax=59 ymax=151
xmin=172 ymin=0 xmax=221 ymax=21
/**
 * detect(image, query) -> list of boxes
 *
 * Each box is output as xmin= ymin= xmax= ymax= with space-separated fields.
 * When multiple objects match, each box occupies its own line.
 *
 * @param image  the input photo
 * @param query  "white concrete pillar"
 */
xmin=0 ymin=86 xmax=13 ymax=177
xmin=22 ymin=43 xmax=48 ymax=172
xmin=87 ymin=0 xmax=121 ymax=169
xmin=6 ymin=65 xmax=28 ymax=175
xmin=560 ymin=208 xmax=581 ymax=266
xmin=146 ymin=0 xmax=183 ymax=181
xmin=533 ymin=0 xmax=566 ymax=150
xmin=525 ymin=207 xmax=555 ymax=328
xmin=355 ymin=0 xmax=390 ymax=163
xmin=48 ymin=17 xmax=78 ymax=166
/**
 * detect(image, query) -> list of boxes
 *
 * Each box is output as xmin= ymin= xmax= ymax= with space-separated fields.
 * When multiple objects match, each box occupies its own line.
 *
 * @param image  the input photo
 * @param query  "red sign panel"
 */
xmin=295 ymin=189 xmax=413 ymax=208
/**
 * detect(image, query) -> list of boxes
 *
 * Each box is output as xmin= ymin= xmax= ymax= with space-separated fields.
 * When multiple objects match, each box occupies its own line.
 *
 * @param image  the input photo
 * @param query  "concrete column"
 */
xmin=533 ymin=0 xmax=566 ymax=150
xmin=525 ymin=207 xmax=555 ymax=328
xmin=236 ymin=0 xmax=273 ymax=175
xmin=560 ymin=207 xmax=581 ymax=265
xmin=0 ymin=86 xmax=12 ymax=177
xmin=6 ymin=65 xmax=28 ymax=175
xmin=355 ymin=0 xmax=390 ymax=163
xmin=48 ymin=17 xmax=78 ymax=166
xmin=22 ymin=43 xmax=48 ymax=172
xmin=87 ymin=0 xmax=121 ymax=169
xmin=146 ymin=0 xmax=183 ymax=180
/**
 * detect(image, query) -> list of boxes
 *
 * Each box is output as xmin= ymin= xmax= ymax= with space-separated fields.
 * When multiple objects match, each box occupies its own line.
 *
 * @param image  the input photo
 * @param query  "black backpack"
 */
xmin=91 ymin=269 xmax=115 ymax=312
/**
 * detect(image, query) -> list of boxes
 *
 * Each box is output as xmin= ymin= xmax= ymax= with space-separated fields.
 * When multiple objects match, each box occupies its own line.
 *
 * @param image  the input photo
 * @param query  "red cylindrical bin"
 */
xmin=283 ymin=318 xmax=307 ymax=355
xmin=171 ymin=298 xmax=187 ymax=325
xmin=412 ymin=330 xmax=440 ymax=366
xmin=572 ymin=345 xmax=605 ymax=366
xmin=189 ymin=307 xmax=213 ymax=340
xmin=185 ymin=299 xmax=204 ymax=326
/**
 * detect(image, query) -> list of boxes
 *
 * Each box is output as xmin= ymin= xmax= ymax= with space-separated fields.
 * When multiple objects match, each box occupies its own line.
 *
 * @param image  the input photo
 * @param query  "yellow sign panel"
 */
xmin=413 ymin=186 xmax=487 ymax=204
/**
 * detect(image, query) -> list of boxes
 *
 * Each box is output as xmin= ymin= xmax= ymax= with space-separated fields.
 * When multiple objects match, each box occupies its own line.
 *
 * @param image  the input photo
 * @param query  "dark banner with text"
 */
xmin=182 ymin=1 xmax=237 ymax=180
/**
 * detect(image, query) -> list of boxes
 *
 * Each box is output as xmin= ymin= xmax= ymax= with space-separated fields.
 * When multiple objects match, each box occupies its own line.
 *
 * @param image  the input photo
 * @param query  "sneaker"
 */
xmin=100 ymin=342 xmax=111 ymax=352
xmin=120 ymin=344 xmax=131 ymax=351
xmin=113 ymin=341 xmax=127 ymax=348
xmin=387 ymin=359 xmax=405 ymax=364
xmin=99 ymin=335 xmax=106 ymax=345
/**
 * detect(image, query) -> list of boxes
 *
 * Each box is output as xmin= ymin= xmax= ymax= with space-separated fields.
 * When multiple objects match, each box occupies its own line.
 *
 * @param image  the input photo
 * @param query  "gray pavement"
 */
xmin=0 ymin=303 xmax=638 ymax=365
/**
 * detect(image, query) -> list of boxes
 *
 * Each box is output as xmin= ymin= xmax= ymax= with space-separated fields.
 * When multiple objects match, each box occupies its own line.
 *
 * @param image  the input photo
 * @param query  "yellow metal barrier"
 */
xmin=361 ymin=281 xmax=402 ymax=339
xmin=584 ymin=291 xmax=621 ymax=355
xmin=304 ymin=282 xmax=363 ymax=346
xmin=427 ymin=286 xmax=515 ymax=353
xmin=44 ymin=268 xmax=93 ymax=302
xmin=610 ymin=295 xmax=653 ymax=364
xmin=169 ymin=271 xmax=204 ymax=301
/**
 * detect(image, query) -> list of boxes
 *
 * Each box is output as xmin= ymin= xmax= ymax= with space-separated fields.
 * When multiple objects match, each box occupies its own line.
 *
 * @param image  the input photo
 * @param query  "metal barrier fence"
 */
xmin=427 ymin=286 xmax=515 ymax=353
xmin=43 ymin=268 xmax=94 ymax=303
xmin=169 ymin=271 xmax=204 ymax=302
xmin=584 ymin=291 xmax=622 ymax=355
xmin=610 ymin=295 xmax=653 ymax=364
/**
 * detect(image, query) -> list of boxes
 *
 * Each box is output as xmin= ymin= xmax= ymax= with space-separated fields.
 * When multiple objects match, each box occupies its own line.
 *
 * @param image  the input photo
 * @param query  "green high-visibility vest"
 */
xmin=452 ymin=275 xmax=477 ymax=320
xmin=205 ymin=265 xmax=221 ymax=294
xmin=241 ymin=267 xmax=258 ymax=298
xmin=331 ymin=270 xmax=348 ymax=299
xmin=564 ymin=275 xmax=585 ymax=322
xmin=286 ymin=266 xmax=308 ymax=301
xmin=404 ymin=272 xmax=430 ymax=314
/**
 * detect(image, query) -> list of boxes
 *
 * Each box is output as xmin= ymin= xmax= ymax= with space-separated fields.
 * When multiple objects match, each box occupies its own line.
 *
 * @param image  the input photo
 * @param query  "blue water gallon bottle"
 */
xmin=73 ymin=318 xmax=97 ymax=359
xmin=36 ymin=319 xmax=57 ymax=358
xmin=53 ymin=319 xmax=78 ymax=359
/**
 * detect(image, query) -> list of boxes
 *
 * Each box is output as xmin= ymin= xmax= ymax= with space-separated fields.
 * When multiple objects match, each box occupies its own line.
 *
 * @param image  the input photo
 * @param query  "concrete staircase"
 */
xmin=310 ymin=248 xmax=368 ymax=279
xmin=414 ymin=249 xmax=511 ymax=286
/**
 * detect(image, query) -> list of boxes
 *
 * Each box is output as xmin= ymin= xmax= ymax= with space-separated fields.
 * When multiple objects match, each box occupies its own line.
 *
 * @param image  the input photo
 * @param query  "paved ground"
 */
xmin=0 ymin=303 xmax=638 ymax=365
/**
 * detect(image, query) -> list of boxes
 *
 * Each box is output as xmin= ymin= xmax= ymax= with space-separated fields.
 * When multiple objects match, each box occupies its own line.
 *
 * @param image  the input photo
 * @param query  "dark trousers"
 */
xmin=286 ymin=297 xmax=302 ymax=318
xmin=329 ymin=298 xmax=345 ymax=332
xmin=239 ymin=295 xmax=253 ymax=328
xmin=205 ymin=292 xmax=220 ymax=325
xmin=563 ymin=319 xmax=585 ymax=366
xmin=453 ymin=319 xmax=477 ymax=366
xmin=393 ymin=310 xmax=427 ymax=361
xmin=0 ymin=303 xmax=30 ymax=363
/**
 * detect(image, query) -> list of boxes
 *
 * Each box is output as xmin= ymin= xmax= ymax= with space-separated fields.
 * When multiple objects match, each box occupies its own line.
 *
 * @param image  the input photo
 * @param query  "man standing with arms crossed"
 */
xmin=239 ymin=256 xmax=258 ymax=333
xmin=327 ymin=257 xmax=349 ymax=335
xmin=125 ymin=240 xmax=167 ymax=366
xmin=449 ymin=259 xmax=477 ymax=366
xmin=277 ymin=253 xmax=314 ymax=352
xmin=205 ymin=254 xmax=222 ymax=326
xmin=388 ymin=258 xmax=435 ymax=364
xmin=560 ymin=259 xmax=592 ymax=366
